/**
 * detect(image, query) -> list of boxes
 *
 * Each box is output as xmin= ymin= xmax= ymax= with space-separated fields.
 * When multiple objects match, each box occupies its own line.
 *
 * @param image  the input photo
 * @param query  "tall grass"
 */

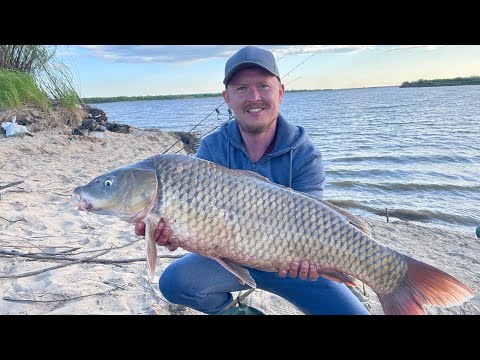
xmin=0 ymin=45 xmax=54 ymax=73
xmin=0 ymin=69 xmax=50 ymax=110
xmin=33 ymin=47 xmax=85 ymax=111
xmin=0 ymin=45 xmax=84 ymax=112
xmin=0 ymin=45 xmax=87 ymax=131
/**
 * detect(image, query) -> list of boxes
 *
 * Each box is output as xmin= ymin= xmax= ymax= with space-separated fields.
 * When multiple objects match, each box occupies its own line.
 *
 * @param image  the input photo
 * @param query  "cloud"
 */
xmin=386 ymin=45 xmax=441 ymax=52
xmin=75 ymin=45 xmax=374 ymax=64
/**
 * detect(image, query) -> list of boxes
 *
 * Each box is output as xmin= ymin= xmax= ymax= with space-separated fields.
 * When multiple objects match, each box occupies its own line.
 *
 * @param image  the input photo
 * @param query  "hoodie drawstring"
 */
xmin=227 ymin=140 xmax=230 ymax=169
xmin=289 ymin=149 xmax=293 ymax=188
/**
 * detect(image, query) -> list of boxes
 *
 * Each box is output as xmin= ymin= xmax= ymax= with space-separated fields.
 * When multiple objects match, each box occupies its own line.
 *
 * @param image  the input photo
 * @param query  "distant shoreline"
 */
xmin=82 ymin=88 xmax=390 ymax=104
xmin=83 ymin=77 xmax=480 ymax=104
xmin=400 ymin=76 xmax=480 ymax=88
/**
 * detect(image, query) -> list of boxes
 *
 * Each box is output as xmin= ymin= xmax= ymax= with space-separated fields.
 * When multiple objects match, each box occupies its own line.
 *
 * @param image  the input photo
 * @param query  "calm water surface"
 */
xmin=92 ymin=85 xmax=480 ymax=233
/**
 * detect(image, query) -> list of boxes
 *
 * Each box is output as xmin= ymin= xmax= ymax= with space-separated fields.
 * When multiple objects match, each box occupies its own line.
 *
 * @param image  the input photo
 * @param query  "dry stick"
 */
xmin=220 ymin=288 xmax=256 ymax=312
xmin=8 ymin=236 xmax=62 ymax=255
xmin=55 ymin=247 xmax=83 ymax=254
xmin=0 ymin=180 xmax=24 ymax=191
xmin=97 ymin=280 xmax=130 ymax=291
xmin=0 ymin=216 xmax=26 ymax=224
xmin=135 ymin=279 xmax=168 ymax=305
xmin=0 ymin=249 xmax=185 ymax=264
xmin=0 ymin=234 xmax=83 ymax=247
xmin=67 ymin=238 xmax=143 ymax=255
xmin=0 ymin=236 xmax=138 ymax=256
xmin=0 ymin=245 xmax=82 ymax=254
xmin=0 ymin=236 xmax=80 ymax=249
xmin=1 ymin=231 xmax=129 ymax=242
xmin=1 ymin=189 xmax=27 ymax=194
xmin=0 ymin=247 xmax=112 ymax=279
xmin=2 ymin=287 xmax=123 ymax=303
xmin=48 ymin=192 xmax=71 ymax=197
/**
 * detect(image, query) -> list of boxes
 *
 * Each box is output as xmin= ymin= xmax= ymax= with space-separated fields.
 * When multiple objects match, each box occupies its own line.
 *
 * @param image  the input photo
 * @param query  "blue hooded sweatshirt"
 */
xmin=196 ymin=114 xmax=325 ymax=199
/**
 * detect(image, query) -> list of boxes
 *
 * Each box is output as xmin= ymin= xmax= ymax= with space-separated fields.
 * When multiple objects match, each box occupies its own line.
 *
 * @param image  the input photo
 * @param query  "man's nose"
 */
xmin=246 ymin=87 xmax=262 ymax=101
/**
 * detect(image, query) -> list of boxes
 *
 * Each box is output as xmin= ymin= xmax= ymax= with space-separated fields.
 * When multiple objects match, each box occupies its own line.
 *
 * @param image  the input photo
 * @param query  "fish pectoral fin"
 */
xmin=144 ymin=216 xmax=158 ymax=283
xmin=318 ymin=271 xmax=358 ymax=287
xmin=214 ymin=258 xmax=257 ymax=289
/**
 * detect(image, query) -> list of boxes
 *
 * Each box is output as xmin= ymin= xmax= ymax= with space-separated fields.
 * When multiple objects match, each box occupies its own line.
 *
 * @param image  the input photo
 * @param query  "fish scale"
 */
xmin=72 ymin=153 xmax=474 ymax=314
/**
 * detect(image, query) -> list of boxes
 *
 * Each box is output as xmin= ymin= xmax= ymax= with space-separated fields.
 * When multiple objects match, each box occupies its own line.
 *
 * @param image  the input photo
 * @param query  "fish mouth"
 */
xmin=72 ymin=192 xmax=92 ymax=211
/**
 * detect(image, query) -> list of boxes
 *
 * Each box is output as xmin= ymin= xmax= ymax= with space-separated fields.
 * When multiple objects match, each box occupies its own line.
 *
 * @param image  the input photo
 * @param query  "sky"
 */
xmin=57 ymin=45 xmax=480 ymax=98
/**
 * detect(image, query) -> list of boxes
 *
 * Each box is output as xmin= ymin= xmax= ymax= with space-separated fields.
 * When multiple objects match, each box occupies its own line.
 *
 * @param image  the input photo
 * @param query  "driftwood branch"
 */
xmin=0 ymin=235 xmax=140 ymax=255
xmin=0 ymin=244 xmax=78 ymax=250
xmin=0 ymin=249 xmax=185 ymax=264
xmin=66 ymin=238 xmax=142 ymax=255
xmin=0 ymin=216 xmax=26 ymax=224
xmin=0 ymin=180 xmax=24 ymax=191
xmin=0 ymin=247 xmax=113 ymax=279
xmin=3 ymin=287 xmax=123 ymax=304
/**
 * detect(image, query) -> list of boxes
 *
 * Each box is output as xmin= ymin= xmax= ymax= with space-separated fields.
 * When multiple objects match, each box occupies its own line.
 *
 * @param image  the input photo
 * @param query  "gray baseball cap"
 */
xmin=223 ymin=46 xmax=280 ymax=86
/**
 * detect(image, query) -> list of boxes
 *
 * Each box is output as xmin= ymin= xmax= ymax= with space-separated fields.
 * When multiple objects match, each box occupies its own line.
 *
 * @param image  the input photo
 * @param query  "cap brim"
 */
xmin=223 ymin=62 xmax=279 ymax=85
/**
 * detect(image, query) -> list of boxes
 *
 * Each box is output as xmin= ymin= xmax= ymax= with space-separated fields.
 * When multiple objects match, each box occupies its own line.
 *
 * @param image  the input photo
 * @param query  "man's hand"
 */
xmin=278 ymin=260 xmax=319 ymax=281
xmin=134 ymin=219 xmax=180 ymax=251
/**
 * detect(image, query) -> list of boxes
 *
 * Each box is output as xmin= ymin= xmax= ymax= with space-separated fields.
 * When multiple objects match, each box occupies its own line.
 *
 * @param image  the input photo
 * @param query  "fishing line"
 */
xmin=162 ymin=102 xmax=226 ymax=154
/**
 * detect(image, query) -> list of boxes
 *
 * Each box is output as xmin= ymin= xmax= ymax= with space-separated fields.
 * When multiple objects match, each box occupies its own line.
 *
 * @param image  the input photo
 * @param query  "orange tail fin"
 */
xmin=377 ymin=255 xmax=474 ymax=315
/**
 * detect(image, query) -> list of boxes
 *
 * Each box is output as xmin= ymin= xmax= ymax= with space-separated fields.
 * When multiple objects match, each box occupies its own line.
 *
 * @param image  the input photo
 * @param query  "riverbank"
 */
xmin=0 ymin=129 xmax=478 ymax=315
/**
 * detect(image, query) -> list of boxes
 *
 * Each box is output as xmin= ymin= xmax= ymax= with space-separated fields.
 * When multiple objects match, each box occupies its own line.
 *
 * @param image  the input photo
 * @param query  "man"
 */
xmin=135 ymin=46 xmax=369 ymax=315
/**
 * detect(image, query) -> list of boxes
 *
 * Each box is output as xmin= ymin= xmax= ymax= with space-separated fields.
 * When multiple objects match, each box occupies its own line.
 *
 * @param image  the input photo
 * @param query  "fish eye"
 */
xmin=104 ymin=178 xmax=114 ymax=187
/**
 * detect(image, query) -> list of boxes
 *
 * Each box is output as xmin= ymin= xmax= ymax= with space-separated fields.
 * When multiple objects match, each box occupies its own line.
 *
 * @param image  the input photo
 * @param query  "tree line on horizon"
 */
xmin=84 ymin=76 xmax=480 ymax=104
xmin=400 ymin=75 xmax=480 ymax=88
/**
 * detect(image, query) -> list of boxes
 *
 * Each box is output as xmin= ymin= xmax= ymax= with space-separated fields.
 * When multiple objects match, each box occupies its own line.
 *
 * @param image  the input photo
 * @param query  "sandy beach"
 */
xmin=0 ymin=129 xmax=478 ymax=315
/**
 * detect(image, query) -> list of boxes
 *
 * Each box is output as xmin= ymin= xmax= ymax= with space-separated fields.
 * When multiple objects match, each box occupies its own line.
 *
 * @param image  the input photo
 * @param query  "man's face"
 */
xmin=223 ymin=67 xmax=284 ymax=135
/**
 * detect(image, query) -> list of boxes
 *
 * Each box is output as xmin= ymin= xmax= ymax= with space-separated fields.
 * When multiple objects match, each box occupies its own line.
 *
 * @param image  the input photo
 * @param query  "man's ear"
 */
xmin=222 ymin=89 xmax=231 ymax=107
xmin=279 ymin=83 xmax=285 ymax=101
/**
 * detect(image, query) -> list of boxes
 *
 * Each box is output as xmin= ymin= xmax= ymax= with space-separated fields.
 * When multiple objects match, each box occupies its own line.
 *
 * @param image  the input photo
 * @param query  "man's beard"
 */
xmin=237 ymin=115 xmax=276 ymax=135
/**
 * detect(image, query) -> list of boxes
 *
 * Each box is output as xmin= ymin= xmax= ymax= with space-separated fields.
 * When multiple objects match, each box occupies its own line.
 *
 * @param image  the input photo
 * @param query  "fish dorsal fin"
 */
xmin=233 ymin=170 xmax=271 ymax=183
xmin=318 ymin=199 xmax=373 ymax=237
xmin=214 ymin=258 xmax=257 ymax=289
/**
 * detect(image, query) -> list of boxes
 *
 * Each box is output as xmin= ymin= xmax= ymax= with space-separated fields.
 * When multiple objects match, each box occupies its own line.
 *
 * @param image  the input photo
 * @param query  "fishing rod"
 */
xmin=167 ymin=47 xmax=322 ymax=155
xmin=162 ymin=101 xmax=226 ymax=154
xmin=281 ymin=50 xmax=319 ymax=80
xmin=284 ymin=76 xmax=303 ymax=87
xmin=173 ymin=109 xmax=235 ymax=155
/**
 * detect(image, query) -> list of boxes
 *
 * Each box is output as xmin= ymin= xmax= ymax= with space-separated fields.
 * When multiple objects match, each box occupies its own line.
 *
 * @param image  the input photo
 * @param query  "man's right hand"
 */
xmin=135 ymin=219 xmax=180 ymax=251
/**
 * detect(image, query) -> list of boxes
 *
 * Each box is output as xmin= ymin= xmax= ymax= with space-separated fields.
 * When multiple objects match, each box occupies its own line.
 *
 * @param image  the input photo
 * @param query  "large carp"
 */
xmin=72 ymin=154 xmax=474 ymax=315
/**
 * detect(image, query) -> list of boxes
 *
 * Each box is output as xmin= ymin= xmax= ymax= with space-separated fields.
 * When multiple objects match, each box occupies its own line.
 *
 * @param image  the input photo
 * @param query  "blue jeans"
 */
xmin=159 ymin=253 xmax=370 ymax=315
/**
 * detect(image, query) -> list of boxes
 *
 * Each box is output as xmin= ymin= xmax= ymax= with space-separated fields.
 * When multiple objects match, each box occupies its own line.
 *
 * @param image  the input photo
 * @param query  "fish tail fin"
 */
xmin=377 ymin=255 xmax=474 ymax=315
